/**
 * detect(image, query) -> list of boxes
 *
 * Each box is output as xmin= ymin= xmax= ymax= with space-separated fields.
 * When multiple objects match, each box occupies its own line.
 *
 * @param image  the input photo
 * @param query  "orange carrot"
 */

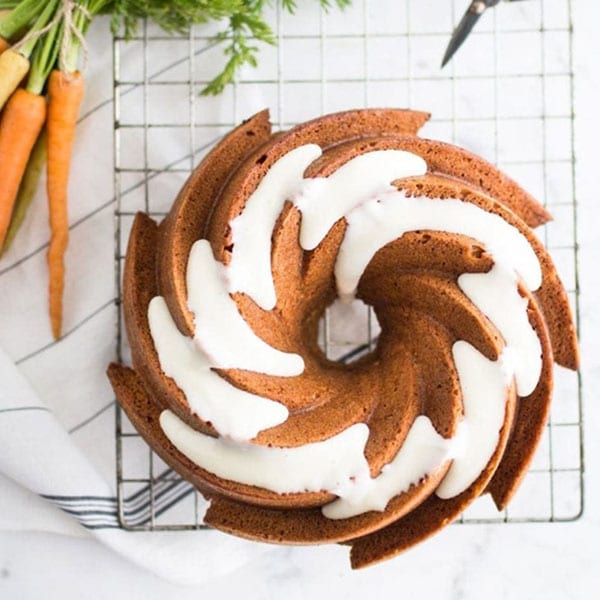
xmin=0 ymin=88 xmax=46 ymax=246
xmin=46 ymin=69 xmax=85 ymax=340
xmin=1 ymin=129 xmax=46 ymax=255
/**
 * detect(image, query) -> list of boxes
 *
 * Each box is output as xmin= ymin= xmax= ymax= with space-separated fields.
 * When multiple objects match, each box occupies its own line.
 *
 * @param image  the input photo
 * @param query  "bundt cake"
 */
xmin=108 ymin=109 xmax=579 ymax=568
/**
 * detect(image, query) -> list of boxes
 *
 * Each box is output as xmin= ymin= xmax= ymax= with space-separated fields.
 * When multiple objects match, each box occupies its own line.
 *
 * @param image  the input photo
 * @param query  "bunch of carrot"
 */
xmin=0 ymin=0 xmax=107 ymax=339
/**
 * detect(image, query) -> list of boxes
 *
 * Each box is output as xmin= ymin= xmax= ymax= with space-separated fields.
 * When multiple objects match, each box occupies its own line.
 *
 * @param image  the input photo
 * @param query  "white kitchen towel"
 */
xmin=0 ymin=347 xmax=274 ymax=586
xmin=0 ymin=20 xmax=277 ymax=586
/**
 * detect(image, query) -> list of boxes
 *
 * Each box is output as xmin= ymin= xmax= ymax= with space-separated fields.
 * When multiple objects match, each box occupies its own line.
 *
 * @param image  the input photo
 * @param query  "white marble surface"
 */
xmin=1 ymin=1 xmax=599 ymax=598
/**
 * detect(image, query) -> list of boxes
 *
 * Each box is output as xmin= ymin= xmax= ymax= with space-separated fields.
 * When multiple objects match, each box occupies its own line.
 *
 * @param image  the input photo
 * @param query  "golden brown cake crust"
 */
xmin=109 ymin=108 xmax=579 ymax=569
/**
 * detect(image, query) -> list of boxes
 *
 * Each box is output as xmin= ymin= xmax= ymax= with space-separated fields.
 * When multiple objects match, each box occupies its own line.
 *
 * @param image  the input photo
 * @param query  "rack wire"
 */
xmin=113 ymin=0 xmax=583 ymax=530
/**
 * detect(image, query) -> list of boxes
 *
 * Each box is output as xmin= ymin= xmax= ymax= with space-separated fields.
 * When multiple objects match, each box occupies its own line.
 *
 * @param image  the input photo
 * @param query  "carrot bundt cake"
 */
xmin=108 ymin=109 xmax=579 ymax=568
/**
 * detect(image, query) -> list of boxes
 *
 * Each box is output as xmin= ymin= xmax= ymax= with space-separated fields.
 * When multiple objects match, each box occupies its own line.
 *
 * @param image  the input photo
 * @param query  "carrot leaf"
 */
xmin=25 ymin=0 xmax=61 ymax=93
xmin=0 ymin=0 xmax=45 ymax=41
xmin=102 ymin=0 xmax=349 ymax=95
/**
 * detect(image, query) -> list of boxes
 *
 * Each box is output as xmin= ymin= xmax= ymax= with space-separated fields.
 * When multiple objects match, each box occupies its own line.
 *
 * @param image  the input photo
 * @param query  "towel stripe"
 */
xmin=40 ymin=469 xmax=194 ymax=526
xmin=0 ymin=406 xmax=50 ymax=414
xmin=43 ymin=478 xmax=195 ymax=528
xmin=15 ymin=300 xmax=116 ymax=365
xmin=69 ymin=401 xmax=115 ymax=434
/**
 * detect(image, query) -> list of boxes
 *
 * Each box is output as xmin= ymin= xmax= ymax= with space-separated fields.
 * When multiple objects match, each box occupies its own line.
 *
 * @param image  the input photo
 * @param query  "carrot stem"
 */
xmin=19 ymin=0 xmax=59 ymax=60
xmin=46 ymin=69 xmax=85 ymax=339
xmin=26 ymin=11 xmax=61 ymax=94
xmin=1 ymin=128 xmax=46 ymax=255
xmin=65 ymin=2 xmax=89 ymax=72
xmin=0 ymin=8 xmax=13 ymax=36
xmin=0 ymin=88 xmax=46 ymax=247
xmin=0 ymin=0 xmax=43 ymax=41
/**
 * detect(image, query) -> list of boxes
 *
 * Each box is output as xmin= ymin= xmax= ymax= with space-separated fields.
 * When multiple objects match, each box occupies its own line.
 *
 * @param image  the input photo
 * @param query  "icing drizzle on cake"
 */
xmin=149 ymin=145 xmax=544 ymax=518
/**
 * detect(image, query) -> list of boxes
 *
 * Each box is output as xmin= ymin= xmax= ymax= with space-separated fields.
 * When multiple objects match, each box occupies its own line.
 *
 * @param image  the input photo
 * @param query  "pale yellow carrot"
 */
xmin=0 ymin=49 xmax=30 ymax=110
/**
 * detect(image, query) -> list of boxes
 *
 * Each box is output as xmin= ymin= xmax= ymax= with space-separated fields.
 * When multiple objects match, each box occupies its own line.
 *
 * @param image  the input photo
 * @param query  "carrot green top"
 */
xmin=0 ymin=0 xmax=350 ymax=96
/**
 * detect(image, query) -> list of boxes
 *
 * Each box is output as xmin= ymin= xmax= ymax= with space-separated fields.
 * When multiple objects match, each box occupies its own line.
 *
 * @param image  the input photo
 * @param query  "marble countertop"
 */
xmin=1 ymin=1 xmax=599 ymax=598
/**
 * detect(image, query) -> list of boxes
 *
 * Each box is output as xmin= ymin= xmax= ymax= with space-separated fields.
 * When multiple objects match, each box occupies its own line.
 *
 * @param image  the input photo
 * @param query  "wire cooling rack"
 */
xmin=112 ymin=0 xmax=583 ymax=530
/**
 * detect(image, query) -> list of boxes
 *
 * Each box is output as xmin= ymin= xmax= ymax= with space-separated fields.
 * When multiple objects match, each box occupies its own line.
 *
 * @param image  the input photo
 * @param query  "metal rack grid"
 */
xmin=113 ymin=0 xmax=583 ymax=530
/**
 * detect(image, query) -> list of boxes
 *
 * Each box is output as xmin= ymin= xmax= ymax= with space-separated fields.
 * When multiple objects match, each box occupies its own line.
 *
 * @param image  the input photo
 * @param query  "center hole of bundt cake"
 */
xmin=316 ymin=298 xmax=381 ymax=365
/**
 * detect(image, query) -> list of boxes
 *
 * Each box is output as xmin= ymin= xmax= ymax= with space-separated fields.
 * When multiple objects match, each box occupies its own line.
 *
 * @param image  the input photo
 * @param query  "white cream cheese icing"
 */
xmin=160 ymin=409 xmax=372 ymax=496
xmin=148 ymin=296 xmax=289 ymax=441
xmin=458 ymin=265 xmax=542 ymax=397
xmin=160 ymin=408 xmax=461 ymax=516
xmin=149 ymin=144 xmax=547 ymax=517
xmin=227 ymin=144 xmax=323 ymax=311
xmin=322 ymin=415 xmax=462 ymax=519
xmin=187 ymin=239 xmax=304 ymax=376
xmin=157 ymin=341 xmax=511 ymax=518
xmin=435 ymin=342 xmax=513 ymax=499
xmin=293 ymin=150 xmax=427 ymax=251
xmin=335 ymin=192 xmax=542 ymax=302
